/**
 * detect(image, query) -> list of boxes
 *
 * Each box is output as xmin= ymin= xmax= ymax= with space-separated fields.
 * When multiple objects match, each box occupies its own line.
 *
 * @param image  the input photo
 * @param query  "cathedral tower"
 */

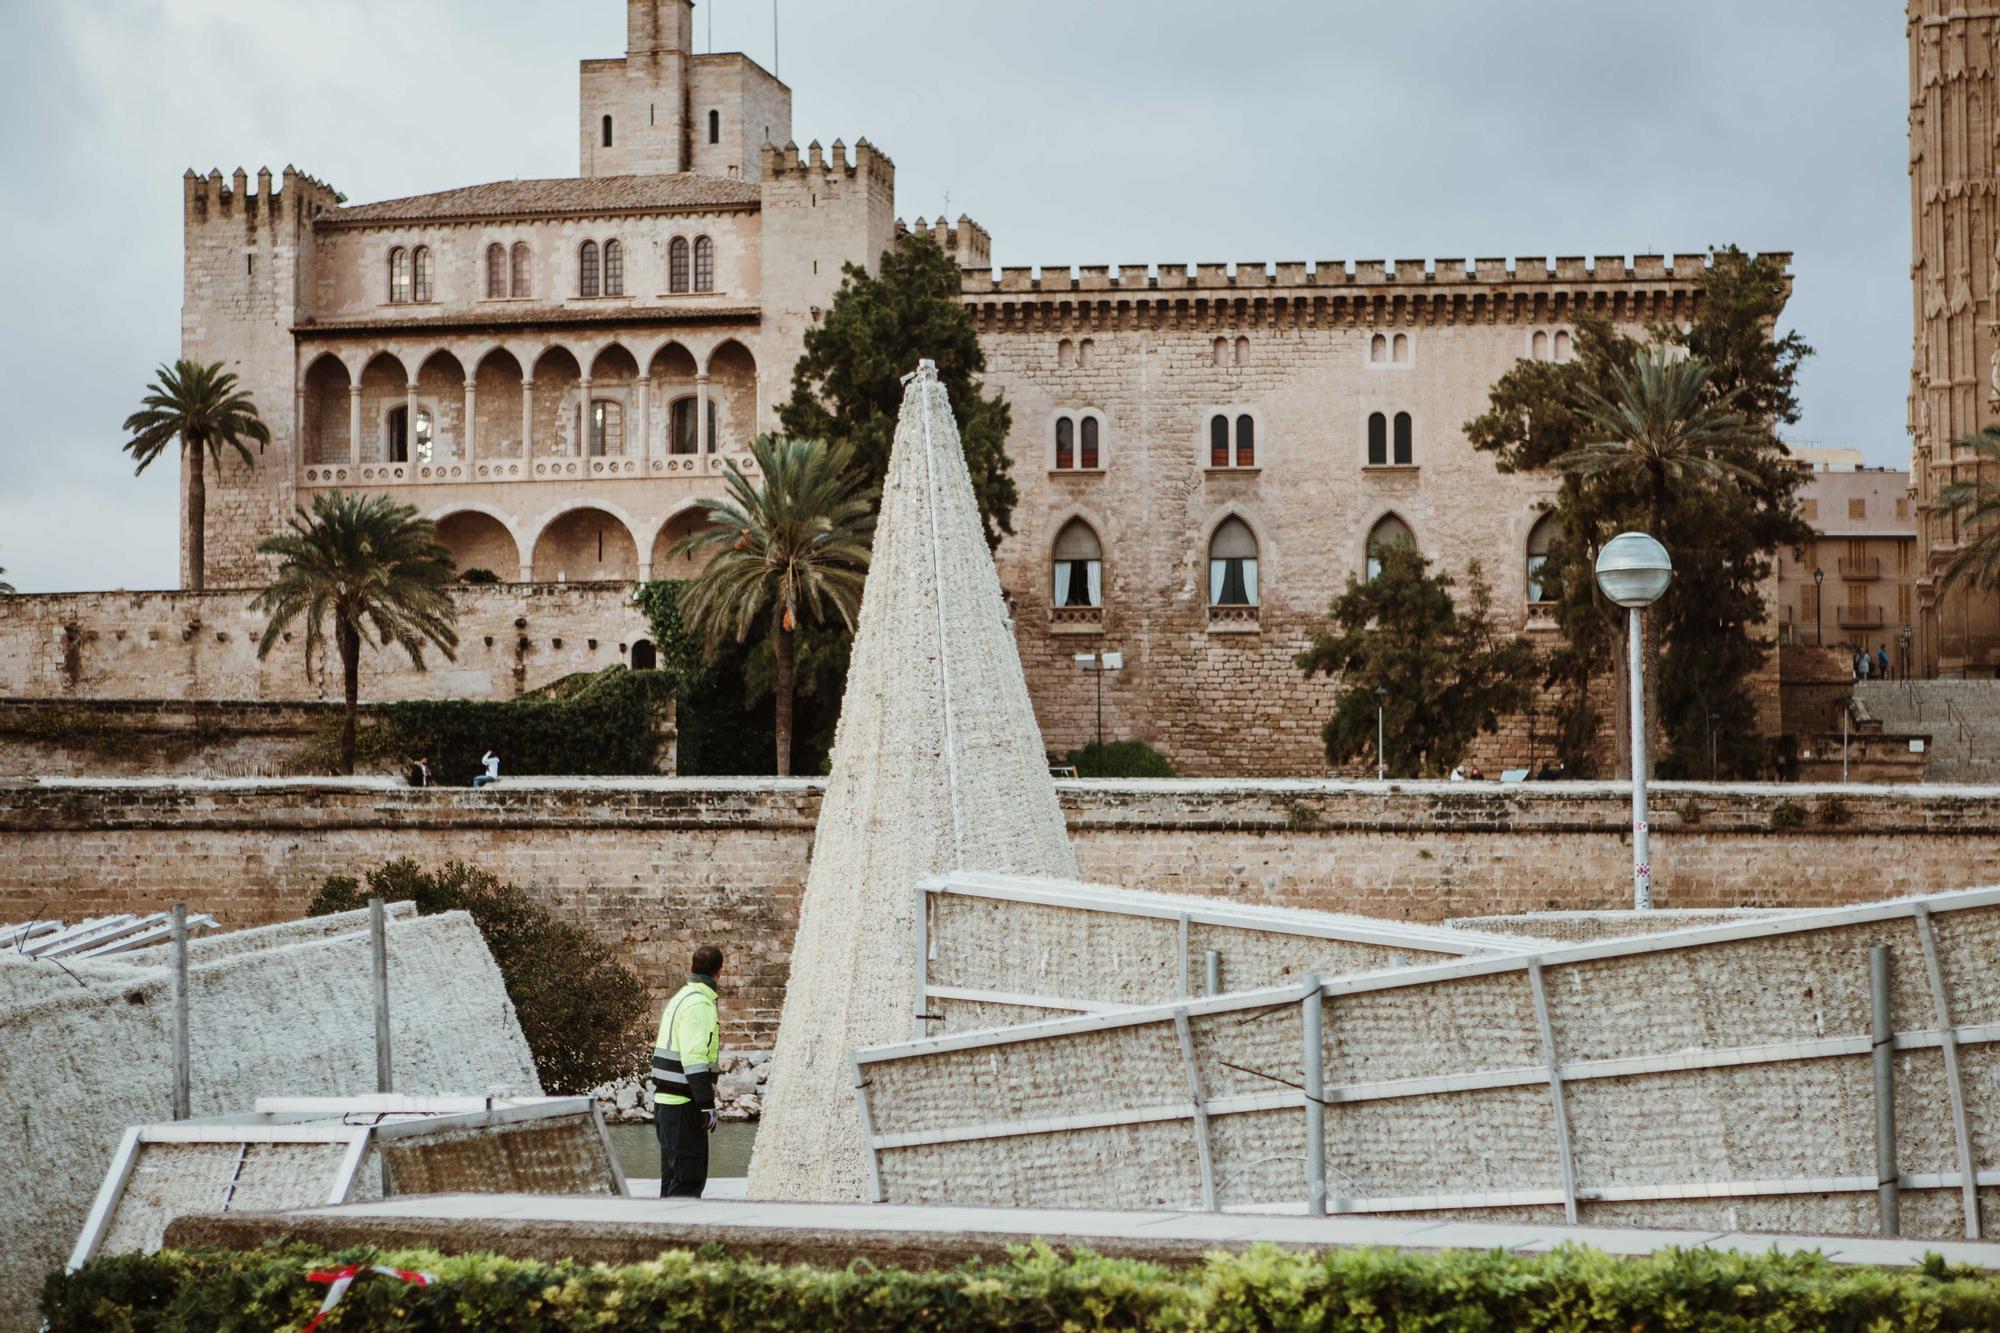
xmin=1909 ymin=2 xmax=2000 ymax=674
xmin=580 ymin=0 xmax=696 ymax=176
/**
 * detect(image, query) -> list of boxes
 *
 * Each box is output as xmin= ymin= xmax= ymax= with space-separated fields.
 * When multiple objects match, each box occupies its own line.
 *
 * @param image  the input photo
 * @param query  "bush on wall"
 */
xmin=46 ymin=1240 xmax=2000 ymax=1331
xmin=1064 ymin=740 xmax=1176 ymax=779
xmin=309 ymin=859 xmax=648 ymax=1095
xmin=290 ymin=665 xmax=677 ymax=782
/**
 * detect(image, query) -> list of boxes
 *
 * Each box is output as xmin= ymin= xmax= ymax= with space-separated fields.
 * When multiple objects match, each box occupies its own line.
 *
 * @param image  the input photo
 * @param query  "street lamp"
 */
xmin=1900 ymin=623 xmax=1912 ymax=681
xmin=1073 ymin=651 xmax=1124 ymax=751
xmin=1812 ymin=567 xmax=1824 ymax=648
xmin=1595 ymin=532 xmax=1672 ymax=911
xmin=1373 ymin=685 xmax=1389 ymax=782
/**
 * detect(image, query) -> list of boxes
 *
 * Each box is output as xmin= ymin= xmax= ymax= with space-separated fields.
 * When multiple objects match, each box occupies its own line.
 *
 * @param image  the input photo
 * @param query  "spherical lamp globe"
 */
xmin=1594 ymin=532 xmax=1672 ymax=609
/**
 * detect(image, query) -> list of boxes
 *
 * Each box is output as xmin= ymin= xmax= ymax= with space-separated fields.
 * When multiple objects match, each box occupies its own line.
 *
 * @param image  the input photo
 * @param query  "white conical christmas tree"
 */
xmin=745 ymin=361 xmax=1077 ymax=1201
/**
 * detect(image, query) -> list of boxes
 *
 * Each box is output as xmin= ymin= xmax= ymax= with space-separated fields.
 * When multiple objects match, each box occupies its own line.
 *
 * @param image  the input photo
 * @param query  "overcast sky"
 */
xmin=0 ymin=0 xmax=1907 ymax=593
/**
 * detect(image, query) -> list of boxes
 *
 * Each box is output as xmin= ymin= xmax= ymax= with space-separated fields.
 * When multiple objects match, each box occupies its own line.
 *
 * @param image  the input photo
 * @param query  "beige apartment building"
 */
xmin=1776 ymin=457 xmax=1919 ymax=672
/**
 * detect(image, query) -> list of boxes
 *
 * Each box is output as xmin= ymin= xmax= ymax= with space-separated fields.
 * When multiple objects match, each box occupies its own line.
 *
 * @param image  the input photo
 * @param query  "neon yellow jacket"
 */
xmin=651 ymin=977 xmax=719 ymax=1107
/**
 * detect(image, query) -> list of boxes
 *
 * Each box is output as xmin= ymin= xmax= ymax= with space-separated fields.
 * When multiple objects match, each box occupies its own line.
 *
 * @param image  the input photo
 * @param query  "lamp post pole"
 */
xmin=1596 ymin=533 xmax=1672 ymax=912
xmin=1374 ymin=686 xmax=1388 ymax=782
xmin=1073 ymin=651 xmax=1123 ymax=754
xmin=1813 ymin=567 xmax=1824 ymax=648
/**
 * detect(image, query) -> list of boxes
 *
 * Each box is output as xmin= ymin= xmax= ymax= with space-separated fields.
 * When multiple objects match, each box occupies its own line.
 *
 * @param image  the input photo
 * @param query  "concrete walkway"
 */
xmin=166 ymin=1192 xmax=2000 ymax=1272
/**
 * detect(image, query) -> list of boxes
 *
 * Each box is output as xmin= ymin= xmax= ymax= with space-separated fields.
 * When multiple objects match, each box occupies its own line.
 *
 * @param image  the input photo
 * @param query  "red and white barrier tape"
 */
xmin=300 ymin=1263 xmax=434 ymax=1332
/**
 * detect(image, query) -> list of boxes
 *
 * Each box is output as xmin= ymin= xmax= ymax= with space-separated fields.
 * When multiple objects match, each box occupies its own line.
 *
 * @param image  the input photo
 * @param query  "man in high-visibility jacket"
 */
xmin=652 ymin=944 xmax=723 ymax=1197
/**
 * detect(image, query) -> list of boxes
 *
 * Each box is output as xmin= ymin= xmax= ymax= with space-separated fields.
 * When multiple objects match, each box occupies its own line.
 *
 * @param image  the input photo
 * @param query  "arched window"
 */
xmin=1057 ymin=339 xmax=1075 ymax=370
xmin=1553 ymin=329 xmax=1573 ymax=362
xmin=1366 ymin=514 xmax=1415 ymax=581
xmin=1213 ymin=337 xmax=1229 ymax=367
xmin=708 ymin=109 xmax=720 ymax=144
xmin=412 ymin=246 xmax=433 ymax=302
xmin=1078 ymin=338 xmax=1094 ymax=368
xmin=1235 ymin=337 xmax=1249 ymax=367
xmin=388 ymin=247 xmax=411 ymax=303
xmin=387 ymin=405 xmax=433 ymax=464
xmin=1055 ymin=417 xmax=1074 ymax=469
xmin=1081 ymin=416 xmax=1100 ymax=469
xmin=631 ymin=639 xmax=659 ymax=671
xmin=1526 ymin=512 xmax=1558 ymax=603
xmin=1393 ymin=411 xmax=1413 ymax=465
xmin=1367 ymin=412 xmax=1388 ymax=466
xmin=669 ymin=397 xmax=698 ymax=455
xmin=668 ymin=237 xmax=690 ymax=293
xmin=589 ymin=400 xmax=624 ymax=456
xmin=485 ymin=244 xmax=506 ymax=298
xmin=602 ymin=114 xmax=614 ymax=148
xmin=1209 ymin=414 xmax=1230 ymax=467
xmin=1208 ymin=517 xmax=1259 ymax=607
xmin=1370 ymin=333 xmax=1388 ymax=363
xmin=1052 ymin=519 xmax=1103 ymax=608
xmin=603 ymin=239 xmax=624 ymax=296
xmin=1531 ymin=330 xmax=1550 ymax=361
xmin=693 ymin=236 xmax=715 ymax=292
xmin=579 ymin=241 xmax=601 ymax=298
xmin=1392 ymin=333 xmax=1409 ymax=364
xmin=510 ymin=242 xmax=531 ymax=297
xmin=1235 ymin=414 xmax=1255 ymax=467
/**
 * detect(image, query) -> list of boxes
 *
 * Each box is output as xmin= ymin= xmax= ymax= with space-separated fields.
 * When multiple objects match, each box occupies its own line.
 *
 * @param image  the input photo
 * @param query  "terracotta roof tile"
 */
xmin=328 ymin=174 xmax=761 ymax=224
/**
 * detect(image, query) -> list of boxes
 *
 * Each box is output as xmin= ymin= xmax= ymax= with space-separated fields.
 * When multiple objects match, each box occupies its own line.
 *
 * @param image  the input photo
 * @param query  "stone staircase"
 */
xmin=1852 ymin=680 xmax=2000 ymax=783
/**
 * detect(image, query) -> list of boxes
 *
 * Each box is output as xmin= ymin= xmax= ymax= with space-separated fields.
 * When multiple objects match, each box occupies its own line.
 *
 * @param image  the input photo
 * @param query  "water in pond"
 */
xmin=608 ymin=1120 xmax=757 ymax=1180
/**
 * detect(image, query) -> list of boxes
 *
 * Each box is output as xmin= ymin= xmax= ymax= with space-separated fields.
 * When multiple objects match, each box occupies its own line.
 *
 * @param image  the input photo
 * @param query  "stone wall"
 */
xmin=0 ymin=583 xmax=651 ymax=703
xmin=5 ymin=778 xmax=1997 ymax=1047
xmin=0 ymin=699 xmax=396 ymax=778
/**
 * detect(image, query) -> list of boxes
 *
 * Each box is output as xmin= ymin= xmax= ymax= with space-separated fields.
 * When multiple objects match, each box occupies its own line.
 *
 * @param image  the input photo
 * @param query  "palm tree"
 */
xmin=252 ymin=492 xmax=460 ymax=774
xmin=122 ymin=360 xmax=271 ymax=591
xmin=670 ymin=435 xmax=875 ymax=775
xmin=1933 ymin=427 xmax=2000 ymax=596
xmin=1557 ymin=347 xmax=1758 ymax=533
xmin=1556 ymin=347 xmax=1759 ymax=779
xmin=0 ymin=567 xmax=12 ymax=596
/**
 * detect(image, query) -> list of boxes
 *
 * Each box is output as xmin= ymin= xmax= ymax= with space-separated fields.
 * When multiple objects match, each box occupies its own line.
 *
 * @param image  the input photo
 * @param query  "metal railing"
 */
xmin=1838 ymin=557 xmax=1882 ymax=580
xmin=1838 ymin=604 xmax=1885 ymax=629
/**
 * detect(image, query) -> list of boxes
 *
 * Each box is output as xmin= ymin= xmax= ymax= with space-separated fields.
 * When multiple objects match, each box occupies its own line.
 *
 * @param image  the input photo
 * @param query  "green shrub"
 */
xmin=309 ymin=859 xmax=648 ymax=1094
xmin=1064 ymin=740 xmax=1176 ymax=778
xmin=1284 ymin=800 xmax=1322 ymax=832
xmin=459 ymin=567 xmax=502 ymax=584
xmin=44 ymin=1240 xmax=2000 ymax=1331
xmin=1819 ymin=795 xmax=1853 ymax=827
xmin=379 ymin=665 xmax=675 ymax=783
xmin=1769 ymin=798 xmax=1808 ymax=830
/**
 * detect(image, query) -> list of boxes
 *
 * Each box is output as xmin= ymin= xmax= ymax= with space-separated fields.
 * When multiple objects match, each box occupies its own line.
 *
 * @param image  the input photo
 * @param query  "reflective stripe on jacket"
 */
xmin=652 ymin=978 xmax=719 ymax=1107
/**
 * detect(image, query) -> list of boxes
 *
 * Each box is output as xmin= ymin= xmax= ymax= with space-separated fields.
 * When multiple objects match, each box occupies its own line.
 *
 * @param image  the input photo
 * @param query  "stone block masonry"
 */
xmin=5 ymin=779 xmax=1998 ymax=1049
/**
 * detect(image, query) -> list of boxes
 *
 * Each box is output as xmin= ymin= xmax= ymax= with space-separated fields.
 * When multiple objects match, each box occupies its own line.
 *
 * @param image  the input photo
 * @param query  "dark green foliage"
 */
xmin=779 ymin=230 xmax=1017 ymax=546
xmin=1770 ymin=799 xmax=1808 ymax=830
xmin=1064 ymin=740 xmax=1177 ymax=778
xmin=309 ymin=859 xmax=647 ymax=1094
xmin=1297 ymin=544 xmax=1539 ymax=777
xmin=46 ymin=1240 xmax=2000 ymax=1331
xmin=1465 ymin=247 xmax=1812 ymax=779
xmin=458 ymin=567 xmax=502 ymax=584
xmin=375 ymin=666 xmax=675 ymax=783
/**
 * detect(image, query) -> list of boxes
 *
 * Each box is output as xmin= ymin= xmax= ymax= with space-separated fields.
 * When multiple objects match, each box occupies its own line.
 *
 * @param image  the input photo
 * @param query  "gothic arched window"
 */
xmin=1052 ymin=519 xmax=1103 ymax=608
xmin=1367 ymin=514 xmax=1415 ymax=581
xmin=1208 ymin=517 xmax=1259 ymax=607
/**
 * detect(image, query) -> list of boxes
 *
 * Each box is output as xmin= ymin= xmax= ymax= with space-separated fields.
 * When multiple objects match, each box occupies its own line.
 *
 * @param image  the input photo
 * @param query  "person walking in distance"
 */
xmin=652 ymin=945 xmax=722 ymax=1197
xmin=1877 ymin=644 xmax=1890 ymax=682
xmin=474 ymin=749 xmax=501 ymax=788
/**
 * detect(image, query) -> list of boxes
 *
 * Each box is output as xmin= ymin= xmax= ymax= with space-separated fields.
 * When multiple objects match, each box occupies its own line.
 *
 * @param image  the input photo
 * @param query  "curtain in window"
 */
xmin=670 ymin=398 xmax=697 ymax=454
xmin=1209 ymin=518 xmax=1258 ymax=606
xmin=1052 ymin=520 xmax=1102 ymax=606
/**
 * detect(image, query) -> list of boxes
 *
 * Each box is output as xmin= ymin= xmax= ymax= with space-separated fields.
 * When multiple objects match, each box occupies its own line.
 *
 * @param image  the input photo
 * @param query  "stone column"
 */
xmin=577 ymin=376 xmax=592 ymax=456
xmin=462 ymin=379 xmax=478 ymax=463
xmin=404 ymin=382 xmax=419 ymax=464
xmin=637 ymin=378 xmax=652 ymax=461
xmin=348 ymin=385 xmax=363 ymax=464
xmin=521 ymin=379 xmax=535 ymax=457
xmin=294 ymin=387 xmax=307 ymax=475
xmin=696 ymin=372 xmax=711 ymax=454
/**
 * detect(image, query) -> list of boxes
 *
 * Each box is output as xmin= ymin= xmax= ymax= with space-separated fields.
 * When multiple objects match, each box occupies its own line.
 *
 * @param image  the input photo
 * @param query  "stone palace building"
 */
xmin=4 ymin=0 xmax=1796 ymax=775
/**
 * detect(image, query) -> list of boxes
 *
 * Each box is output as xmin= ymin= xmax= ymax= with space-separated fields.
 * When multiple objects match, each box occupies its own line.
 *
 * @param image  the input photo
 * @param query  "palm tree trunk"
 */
xmin=184 ymin=442 xmax=206 ymax=592
xmin=772 ymin=622 xmax=796 ymax=777
xmin=338 ymin=618 xmax=361 ymax=776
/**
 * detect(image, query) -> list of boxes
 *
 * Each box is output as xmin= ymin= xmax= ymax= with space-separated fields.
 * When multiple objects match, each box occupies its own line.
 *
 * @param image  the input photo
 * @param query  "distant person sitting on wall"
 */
xmin=1878 ymin=645 xmax=1890 ymax=680
xmin=408 ymin=756 xmax=432 ymax=788
xmin=1448 ymin=765 xmax=1467 ymax=782
xmin=1463 ymin=762 xmax=1485 ymax=781
xmin=1536 ymin=761 xmax=1566 ymax=781
xmin=474 ymin=750 xmax=501 ymax=788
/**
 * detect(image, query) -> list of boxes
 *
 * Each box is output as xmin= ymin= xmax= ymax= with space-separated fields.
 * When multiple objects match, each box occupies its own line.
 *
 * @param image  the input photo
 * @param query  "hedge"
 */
xmin=377 ymin=666 xmax=676 ymax=784
xmin=1065 ymin=740 xmax=1176 ymax=778
xmin=42 ymin=1240 xmax=2000 ymax=1331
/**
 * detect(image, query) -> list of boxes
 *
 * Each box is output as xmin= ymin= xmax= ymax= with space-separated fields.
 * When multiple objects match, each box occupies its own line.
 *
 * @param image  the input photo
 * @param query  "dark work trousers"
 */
xmin=654 ymin=1098 xmax=708 ymax=1198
